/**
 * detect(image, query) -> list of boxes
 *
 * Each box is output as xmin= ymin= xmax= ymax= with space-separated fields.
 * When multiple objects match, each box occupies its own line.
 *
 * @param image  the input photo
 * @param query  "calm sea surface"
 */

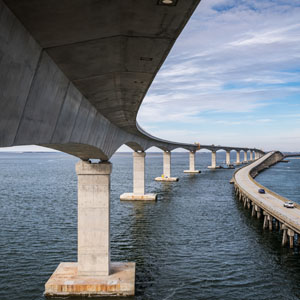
xmin=0 ymin=152 xmax=300 ymax=300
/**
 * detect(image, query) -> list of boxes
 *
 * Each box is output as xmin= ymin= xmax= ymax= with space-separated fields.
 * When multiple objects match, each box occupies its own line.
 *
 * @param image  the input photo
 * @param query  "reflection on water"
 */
xmin=0 ymin=152 xmax=300 ymax=300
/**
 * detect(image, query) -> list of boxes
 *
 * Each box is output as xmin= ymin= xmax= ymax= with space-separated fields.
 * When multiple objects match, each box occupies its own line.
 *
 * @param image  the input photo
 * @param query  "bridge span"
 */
xmin=233 ymin=151 xmax=300 ymax=249
xmin=0 ymin=0 xmax=264 ymax=297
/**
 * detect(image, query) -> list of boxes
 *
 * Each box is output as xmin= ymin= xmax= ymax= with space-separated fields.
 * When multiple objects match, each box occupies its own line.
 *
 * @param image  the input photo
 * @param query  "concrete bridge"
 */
xmin=0 ymin=0 xmax=264 ymax=297
xmin=233 ymin=151 xmax=300 ymax=249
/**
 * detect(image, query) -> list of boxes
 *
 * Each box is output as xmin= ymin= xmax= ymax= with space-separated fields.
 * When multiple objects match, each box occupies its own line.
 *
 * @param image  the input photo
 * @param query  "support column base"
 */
xmin=44 ymin=262 xmax=135 ymax=298
xmin=155 ymin=177 xmax=179 ymax=182
xmin=235 ymin=163 xmax=242 ymax=165
xmin=208 ymin=166 xmax=219 ymax=169
xmin=184 ymin=170 xmax=201 ymax=173
xmin=120 ymin=193 xmax=157 ymax=201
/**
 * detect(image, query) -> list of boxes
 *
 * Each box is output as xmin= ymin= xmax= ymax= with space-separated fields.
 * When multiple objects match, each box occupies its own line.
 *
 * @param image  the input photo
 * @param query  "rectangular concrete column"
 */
xmin=255 ymin=151 xmax=259 ymax=159
xmin=184 ymin=151 xmax=200 ymax=174
xmin=163 ymin=151 xmax=171 ymax=177
xmin=211 ymin=151 xmax=216 ymax=168
xmin=226 ymin=151 xmax=230 ymax=165
xmin=45 ymin=161 xmax=135 ymax=297
xmin=76 ymin=161 xmax=112 ymax=276
xmin=244 ymin=151 xmax=247 ymax=162
xmin=250 ymin=151 xmax=253 ymax=161
xmin=236 ymin=151 xmax=240 ymax=164
xmin=133 ymin=151 xmax=145 ymax=195
xmin=189 ymin=151 xmax=195 ymax=171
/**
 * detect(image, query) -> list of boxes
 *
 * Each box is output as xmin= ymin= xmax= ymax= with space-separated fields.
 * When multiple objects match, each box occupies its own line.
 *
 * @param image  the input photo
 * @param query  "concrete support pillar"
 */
xmin=184 ymin=151 xmax=200 ymax=173
xmin=121 ymin=152 xmax=157 ymax=200
xmin=255 ymin=205 xmax=261 ymax=219
xmin=287 ymin=229 xmax=295 ymax=249
xmin=243 ymin=151 xmax=248 ymax=163
xmin=208 ymin=151 xmax=217 ymax=169
xmin=282 ymin=225 xmax=288 ymax=246
xmin=251 ymin=204 xmax=256 ymax=217
xmin=164 ymin=151 xmax=171 ymax=177
xmin=263 ymin=213 xmax=269 ymax=229
xmin=268 ymin=215 xmax=273 ymax=230
xmin=45 ymin=160 xmax=135 ymax=296
xmin=76 ymin=161 xmax=111 ymax=276
xmin=155 ymin=151 xmax=178 ymax=181
xmin=249 ymin=151 xmax=253 ymax=161
xmin=255 ymin=151 xmax=259 ymax=160
xmin=226 ymin=151 xmax=231 ymax=166
xmin=133 ymin=151 xmax=145 ymax=195
xmin=236 ymin=151 xmax=241 ymax=165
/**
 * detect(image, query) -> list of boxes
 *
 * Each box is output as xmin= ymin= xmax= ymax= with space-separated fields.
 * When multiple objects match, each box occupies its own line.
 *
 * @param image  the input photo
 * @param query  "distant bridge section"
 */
xmin=233 ymin=151 xmax=300 ymax=248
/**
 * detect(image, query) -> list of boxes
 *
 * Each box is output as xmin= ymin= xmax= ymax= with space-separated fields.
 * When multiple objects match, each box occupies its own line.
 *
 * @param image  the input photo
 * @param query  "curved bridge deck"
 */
xmin=233 ymin=151 xmax=300 ymax=246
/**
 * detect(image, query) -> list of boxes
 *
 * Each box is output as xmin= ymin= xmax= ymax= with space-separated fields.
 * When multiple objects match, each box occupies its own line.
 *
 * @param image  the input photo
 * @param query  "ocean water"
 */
xmin=0 ymin=152 xmax=300 ymax=300
xmin=256 ymin=158 xmax=300 ymax=204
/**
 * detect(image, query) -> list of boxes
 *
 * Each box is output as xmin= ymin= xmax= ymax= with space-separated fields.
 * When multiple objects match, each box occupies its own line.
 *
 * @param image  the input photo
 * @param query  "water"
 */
xmin=0 ymin=152 xmax=300 ymax=300
xmin=256 ymin=158 xmax=300 ymax=204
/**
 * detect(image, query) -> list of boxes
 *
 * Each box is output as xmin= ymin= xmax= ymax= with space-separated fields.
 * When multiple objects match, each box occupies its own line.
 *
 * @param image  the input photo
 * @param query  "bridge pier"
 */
xmin=184 ymin=151 xmax=200 ymax=173
xmin=45 ymin=161 xmax=135 ymax=297
xmin=226 ymin=151 xmax=231 ymax=166
xmin=249 ymin=151 xmax=253 ymax=161
xmin=254 ymin=151 xmax=259 ymax=160
xmin=121 ymin=152 xmax=157 ymax=201
xmin=235 ymin=151 xmax=241 ymax=165
xmin=208 ymin=150 xmax=217 ymax=169
xmin=243 ymin=151 xmax=248 ymax=163
xmin=155 ymin=151 xmax=178 ymax=181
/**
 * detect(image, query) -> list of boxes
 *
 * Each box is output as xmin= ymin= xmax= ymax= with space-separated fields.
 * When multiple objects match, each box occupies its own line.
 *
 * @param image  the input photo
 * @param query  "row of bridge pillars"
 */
xmin=45 ymin=149 xmax=262 ymax=297
xmin=209 ymin=150 xmax=261 ymax=169
xmin=235 ymin=186 xmax=299 ymax=249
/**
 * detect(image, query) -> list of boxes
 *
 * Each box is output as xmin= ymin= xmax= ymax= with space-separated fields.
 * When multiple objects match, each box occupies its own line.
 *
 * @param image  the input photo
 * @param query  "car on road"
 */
xmin=258 ymin=188 xmax=265 ymax=194
xmin=283 ymin=201 xmax=295 ymax=208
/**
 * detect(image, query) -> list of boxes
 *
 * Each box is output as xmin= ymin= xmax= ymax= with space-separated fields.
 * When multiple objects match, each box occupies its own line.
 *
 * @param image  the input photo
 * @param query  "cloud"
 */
xmin=137 ymin=0 xmax=300 ymax=151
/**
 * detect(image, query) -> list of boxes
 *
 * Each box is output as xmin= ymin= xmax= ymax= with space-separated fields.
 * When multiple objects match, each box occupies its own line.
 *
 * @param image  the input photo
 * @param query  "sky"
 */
xmin=137 ymin=0 xmax=300 ymax=152
xmin=1 ymin=0 xmax=300 ymax=153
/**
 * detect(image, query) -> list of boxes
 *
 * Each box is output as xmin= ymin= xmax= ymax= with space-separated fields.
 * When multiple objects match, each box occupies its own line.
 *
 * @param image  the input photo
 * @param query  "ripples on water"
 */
xmin=0 ymin=152 xmax=300 ymax=300
xmin=257 ymin=158 xmax=300 ymax=204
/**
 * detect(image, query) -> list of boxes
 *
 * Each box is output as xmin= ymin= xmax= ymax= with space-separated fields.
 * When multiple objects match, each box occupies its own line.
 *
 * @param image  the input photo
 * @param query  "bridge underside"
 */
xmin=0 ymin=0 xmax=203 ymax=159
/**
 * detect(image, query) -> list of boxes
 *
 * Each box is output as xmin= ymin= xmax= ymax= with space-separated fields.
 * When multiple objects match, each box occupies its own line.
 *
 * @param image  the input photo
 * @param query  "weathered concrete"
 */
xmin=155 ymin=151 xmax=178 ymax=181
xmin=120 ymin=151 xmax=157 ymax=201
xmin=0 ymin=0 xmax=263 ymax=160
xmin=44 ymin=262 xmax=135 ymax=297
xmin=76 ymin=161 xmax=111 ymax=276
xmin=184 ymin=151 xmax=200 ymax=173
xmin=45 ymin=161 xmax=135 ymax=296
xmin=208 ymin=150 xmax=217 ymax=169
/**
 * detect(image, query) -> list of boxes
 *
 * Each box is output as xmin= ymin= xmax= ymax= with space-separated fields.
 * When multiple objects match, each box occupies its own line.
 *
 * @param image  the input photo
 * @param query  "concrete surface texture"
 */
xmin=236 ymin=151 xmax=241 ymax=165
xmin=226 ymin=151 xmax=231 ymax=165
xmin=44 ymin=262 xmax=135 ymax=297
xmin=184 ymin=151 xmax=200 ymax=173
xmin=155 ymin=151 xmax=179 ymax=181
xmin=76 ymin=161 xmax=112 ymax=276
xmin=0 ymin=0 xmax=263 ymax=160
xmin=120 ymin=151 xmax=157 ymax=200
xmin=208 ymin=151 xmax=217 ymax=169
xmin=133 ymin=151 xmax=146 ymax=195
